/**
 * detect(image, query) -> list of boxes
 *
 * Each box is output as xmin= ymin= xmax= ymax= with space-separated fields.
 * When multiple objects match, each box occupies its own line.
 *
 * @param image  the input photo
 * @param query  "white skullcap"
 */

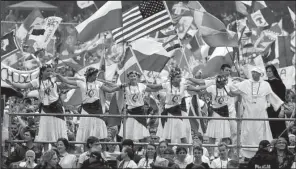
xmin=251 ymin=67 xmax=263 ymax=74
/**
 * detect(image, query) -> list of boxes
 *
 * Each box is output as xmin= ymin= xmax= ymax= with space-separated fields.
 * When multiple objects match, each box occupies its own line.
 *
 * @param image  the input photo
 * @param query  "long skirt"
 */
xmin=205 ymin=112 xmax=231 ymax=139
xmin=76 ymin=108 xmax=108 ymax=142
xmin=267 ymin=106 xmax=288 ymax=139
xmin=35 ymin=110 xmax=68 ymax=142
xmin=118 ymin=116 xmax=150 ymax=140
xmin=158 ymin=111 xmax=189 ymax=143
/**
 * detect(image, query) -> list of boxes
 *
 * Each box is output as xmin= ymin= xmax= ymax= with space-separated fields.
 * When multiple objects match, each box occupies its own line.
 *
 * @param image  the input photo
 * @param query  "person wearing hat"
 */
xmin=229 ymin=66 xmax=285 ymax=159
xmin=248 ymin=140 xmax=277 ymax=169
xmin=55 ymin=67 xmax=124 ymax=144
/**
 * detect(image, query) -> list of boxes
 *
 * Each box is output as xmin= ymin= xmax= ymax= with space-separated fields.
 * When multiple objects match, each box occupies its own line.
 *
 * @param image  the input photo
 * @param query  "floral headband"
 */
xmin=169 ymin=67 xmax=182 ymax=78
xmin=84 ymin=67 xmax=99 ymax=77
xmin=216 ymin=74 xmax=228 ymax=84
xmin=127 ymin=71 xmax=141 ymax=78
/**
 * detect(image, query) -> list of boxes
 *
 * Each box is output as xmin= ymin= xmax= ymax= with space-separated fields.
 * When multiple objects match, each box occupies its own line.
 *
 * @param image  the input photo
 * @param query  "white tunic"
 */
xmin=31 ymin=78 xmax=59 ymax=105
xmin=76 ymin=78 xmax=103 ymax=104
xmin=161 ymin=82 xmax=186 ymax=108
xmin=124 ymin=83 xmax=147 ymax=109
xmin=231 ymin=79 xmax=284 ymax=158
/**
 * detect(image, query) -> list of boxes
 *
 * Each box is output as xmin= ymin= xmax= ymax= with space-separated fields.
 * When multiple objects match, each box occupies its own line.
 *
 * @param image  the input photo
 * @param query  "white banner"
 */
xmin=278 ymin=66 xmax=295 ymax=89
xmin=1 ymin=63 xmax=39 ymax=84
xmin=40 ymin=16 xmax=62 ymax=48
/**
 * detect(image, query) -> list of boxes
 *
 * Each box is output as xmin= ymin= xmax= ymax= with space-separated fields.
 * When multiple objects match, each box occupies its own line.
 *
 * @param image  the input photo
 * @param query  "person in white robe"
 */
xmin=229 ymin=67 xmax=285 ymax=158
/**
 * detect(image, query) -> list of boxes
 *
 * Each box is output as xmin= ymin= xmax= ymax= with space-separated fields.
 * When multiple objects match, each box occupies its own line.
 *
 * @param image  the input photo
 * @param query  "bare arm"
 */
xmin=186 ymin=85 xmax=208 ymax=92
xmin=186 ymin=77 xmax=206 ymax=85
xmin=55 ymin=74 xmax=78 ymax=86
xmin=146 ymin=84 xmax=163 ymax=91
xmin=101 ymin=84 xmax=123 ymax=93
xmin=5 ymin=79 xmax=32 ymax=89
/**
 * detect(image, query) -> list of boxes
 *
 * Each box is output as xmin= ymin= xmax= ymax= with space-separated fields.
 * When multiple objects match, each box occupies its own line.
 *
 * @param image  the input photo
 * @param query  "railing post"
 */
xmin=122 ymin=107 xmax=127 ymax=140
xmin=236 ymin=101 xmax=242 ymax=160
xmin=7 ymin=97 xmax=12 ymax=157
xmin=0 ymin=95 xmax=5 ymax=160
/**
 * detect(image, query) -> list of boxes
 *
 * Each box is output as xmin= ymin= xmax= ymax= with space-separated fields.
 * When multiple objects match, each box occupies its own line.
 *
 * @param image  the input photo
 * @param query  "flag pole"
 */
xmin=93 ymin=2 xmax=99 ymax=10
xmin=163 ymin=1 xmax=194 ymax=77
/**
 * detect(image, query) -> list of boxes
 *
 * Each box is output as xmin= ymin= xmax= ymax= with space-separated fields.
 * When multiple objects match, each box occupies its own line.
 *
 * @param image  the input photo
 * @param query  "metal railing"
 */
xmin=2 ymin=95 xmax=295 ymax=160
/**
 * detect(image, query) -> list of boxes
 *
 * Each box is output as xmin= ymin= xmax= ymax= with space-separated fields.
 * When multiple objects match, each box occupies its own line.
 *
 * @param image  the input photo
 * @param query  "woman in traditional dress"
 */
xmin=146 ymin=67 xmax=201 ymax=143
xmin=55 ymin=67 xmax=123 ymax=143
xmin=6 ymin=64 xmax=67 ymax=151
xmin=118 ymin=71 xmax=150 ymax=141
xmin=265 ymin=64 xmax=287 ymax=139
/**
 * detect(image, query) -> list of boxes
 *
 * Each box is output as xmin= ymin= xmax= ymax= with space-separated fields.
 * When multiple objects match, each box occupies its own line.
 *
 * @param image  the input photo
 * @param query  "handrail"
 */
xmin=8 ymin=140 xmax=294 ymax=149
xmin=1 ymin=21 xmax=78 ymax=25
xmin=8 ymin=113 xmax=295 ymax=121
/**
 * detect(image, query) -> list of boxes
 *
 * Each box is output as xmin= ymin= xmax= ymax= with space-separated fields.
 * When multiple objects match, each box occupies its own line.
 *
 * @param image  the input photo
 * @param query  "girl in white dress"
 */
xmin=147 ymin=67 xmax=195 ymax=143
xmin=6 ymin=64 xmax=68 ymax=151
xmin=55 ymin=67 xmax=123 ymax=143
xmin=118 ymin=71 xmax=150 ymax=140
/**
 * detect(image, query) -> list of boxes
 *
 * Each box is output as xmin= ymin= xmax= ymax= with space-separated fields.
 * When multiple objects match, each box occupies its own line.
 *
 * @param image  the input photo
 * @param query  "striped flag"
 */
xmin=162 ymin=35 xmax=181 ymax=52
xmin=112 ymin=1 xmax=173 ymax=44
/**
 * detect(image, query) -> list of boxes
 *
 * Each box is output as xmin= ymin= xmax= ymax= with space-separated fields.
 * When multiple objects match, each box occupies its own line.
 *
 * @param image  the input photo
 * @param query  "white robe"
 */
xmin=230 ymin=79 xmax=284 ymax=158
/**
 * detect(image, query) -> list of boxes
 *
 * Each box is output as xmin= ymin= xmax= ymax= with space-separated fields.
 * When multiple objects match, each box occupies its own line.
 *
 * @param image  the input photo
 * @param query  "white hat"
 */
xmin=251 ymin=67 xmax=264 ymax=74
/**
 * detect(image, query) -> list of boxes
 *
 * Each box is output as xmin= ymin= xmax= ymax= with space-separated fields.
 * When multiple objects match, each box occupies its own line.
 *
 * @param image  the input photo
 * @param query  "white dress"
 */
xmin=231 ymin=79 xmax=284 ymax=158
xmin=156 ymin=82 xmax=191 ymax=143
xmin=31 ymin=78 xmax=68 ymax=142
xmin=205 ymin=85 xmax=231 ymax=139
xmin=75 ymin=79 xmax=108 ymax=142
xmin=118 ymin=83 xmax=150 ymax=140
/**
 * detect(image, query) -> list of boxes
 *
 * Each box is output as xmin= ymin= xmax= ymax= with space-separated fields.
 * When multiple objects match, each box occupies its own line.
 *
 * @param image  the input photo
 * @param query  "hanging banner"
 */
xmin=278 ymin=66 xmax=295 ymax=89
xmin=1 ymin=63 xmax=39 ymax=84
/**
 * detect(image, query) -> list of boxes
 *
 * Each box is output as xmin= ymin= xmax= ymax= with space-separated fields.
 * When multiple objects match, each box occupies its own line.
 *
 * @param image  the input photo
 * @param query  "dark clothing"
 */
xmin=273 ymin=150 xmax=295 ymax=169
xmin=41 ymin=99 xmax=64 ymax=120
xmin=116 ymin=153 xmax=141 ymax=164
xmin=161 ymin=98 xmax=187 ymax=127
xmin=248 ymin=149 xmax=278 ymax=169
xmin=152 ymin=161 xmax=180 ymax=169
xmin=266 ymin=79 xmax=287 ymax=139
xmin=185 ymin=162 xmax=211 ymax=169
xmin=34 ymin=164 xmax=62 ymax=169
xmin=81 ymin=159 xmax=110 ymax=169
xmin=6 ymin=143 xmax=42 ymax=166
xmin=127 ymin=106 xmax=147 ymax=127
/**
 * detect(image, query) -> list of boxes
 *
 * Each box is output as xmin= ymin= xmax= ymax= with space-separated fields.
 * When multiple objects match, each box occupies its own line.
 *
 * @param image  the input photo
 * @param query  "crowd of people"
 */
xmin=1 ymin=61 xmax=296 ymax=169
xmin=1 ymin=1 xmax=296 ymax=169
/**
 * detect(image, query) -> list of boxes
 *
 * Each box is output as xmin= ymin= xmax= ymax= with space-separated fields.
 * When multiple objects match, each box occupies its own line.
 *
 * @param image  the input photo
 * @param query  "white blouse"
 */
xmin=31 ymin=78 xmax=59 ymax=105
xmin=59 ymin=152 xmax=77 ymax=168
xmin=76 ymin=78 xmax=103 ymax=104
xmin=125 ymin=83 xmax=147 ymax=109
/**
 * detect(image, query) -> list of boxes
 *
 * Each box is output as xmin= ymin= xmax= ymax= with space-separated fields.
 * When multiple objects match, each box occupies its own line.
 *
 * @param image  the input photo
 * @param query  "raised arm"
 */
xmin=5 ymin=79 xmax=32 ymax=89
xmin=55 ymin=73 xmax=78 ymax=86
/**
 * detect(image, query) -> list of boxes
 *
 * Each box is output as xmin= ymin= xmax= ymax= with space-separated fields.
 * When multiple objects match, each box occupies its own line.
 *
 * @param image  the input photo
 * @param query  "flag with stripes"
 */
xmin=112 ymin=1 xmax=173 ymax=44
xmin=291 ymin=31 xmax=295 ymax=53
xmin=162 ymin=35 xmax=181 ymax=52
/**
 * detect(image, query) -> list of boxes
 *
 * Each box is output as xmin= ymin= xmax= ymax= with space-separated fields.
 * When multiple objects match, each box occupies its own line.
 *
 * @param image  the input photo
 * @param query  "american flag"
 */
xmin=112 ymin=1 xmax=173 ymax=44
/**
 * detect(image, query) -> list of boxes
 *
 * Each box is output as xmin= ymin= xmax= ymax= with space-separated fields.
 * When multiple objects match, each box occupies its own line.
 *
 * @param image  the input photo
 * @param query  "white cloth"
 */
xmin=205 ymin=85 xmax=231 ymax=139
xmin=138 ymin=158 xmax=154 ymax=168
xmin=118 ymin=117 xmax=150 ymax=140
xmin=118 ymin=160 xmax=138 ymax=168
xmin=211 ymin=158 xmax=231 ymax=168
xmin=59 ymin=153 xmax=77 ymax=168
xmin=31 ymin=78 xmax=59 ymax=105
xmin=76 ymin=79 xmax=103 ymax=103
xmin=230 ymin=79 xmax=284 ymax=158
xmin=124 ymin=83 xmax=147 ymax=109
xmin=35 ymin=110 xmax=67 ymax=142
xmin=76 ymin=108 xmax=108 ymax=142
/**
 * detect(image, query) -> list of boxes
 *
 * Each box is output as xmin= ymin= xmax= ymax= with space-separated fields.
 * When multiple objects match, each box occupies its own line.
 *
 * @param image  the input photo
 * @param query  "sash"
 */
xmin=212 ymin=105 xmax=229 ymax=117
xmin=82 ymin=99 xmax=103 ymax=119
xmin=41 ymin=99 xmax=64 ymax=120
xmin=127 ymin=106 xmax=147 ymax=127
xmin=161 ymin=98 xmax=186 ymax=127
